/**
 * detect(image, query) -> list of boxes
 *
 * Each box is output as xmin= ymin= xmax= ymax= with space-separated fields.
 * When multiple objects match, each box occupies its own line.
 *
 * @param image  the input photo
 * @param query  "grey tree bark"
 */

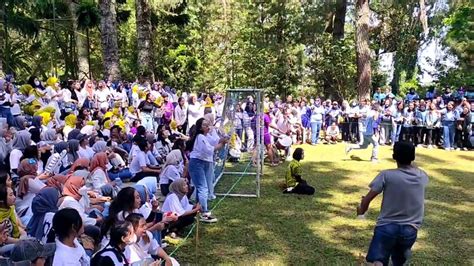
xmin=69 ymin=0 xmax=89 ymax=80
xmin=135 ymin=0 xmax=154 ymax=81
xmin=333 ymin=0 xmax=347 ymax=40
xmin=99 ymin=0 xmax=121 ymax=81
xmin=356 ymin=0 xmax=371 ymax=100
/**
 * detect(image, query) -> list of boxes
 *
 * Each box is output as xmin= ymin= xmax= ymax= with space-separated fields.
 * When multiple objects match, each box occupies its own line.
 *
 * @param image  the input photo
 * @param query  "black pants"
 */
xmin=341 ymin=121 xmax=350 ymax=141
xmin=401 ymin=127 xmax=414 ymax=143
xmin=160 ymin=183 xmax=171 ymax=197
xmin=130 ymin=171 xmax=160 ymax=182
xmin=283 ymin=180 xmax=315 ymax=195
xmin=168 ymin=213 xmax=196 ymax=233
xmin=424 ymin=128 xmax=434 ymax=145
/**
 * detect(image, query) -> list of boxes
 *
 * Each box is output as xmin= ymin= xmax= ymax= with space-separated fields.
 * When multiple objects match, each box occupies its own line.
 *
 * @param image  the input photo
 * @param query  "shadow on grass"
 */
xmin=175 ymin=149 xmax=473 ymax=264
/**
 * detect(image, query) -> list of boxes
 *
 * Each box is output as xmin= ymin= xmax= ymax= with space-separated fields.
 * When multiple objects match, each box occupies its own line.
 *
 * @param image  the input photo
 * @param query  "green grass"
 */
xmin=170 ymin=144 xmax=474 ymax=265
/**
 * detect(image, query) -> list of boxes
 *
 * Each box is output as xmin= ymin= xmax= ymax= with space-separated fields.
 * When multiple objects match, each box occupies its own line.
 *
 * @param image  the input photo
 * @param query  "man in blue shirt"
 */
xmin=373 ymin=87 xmax=386 ymax=103
xmin=345 ymin=105 xmax=379 ymax=162
xmin=405 ymin=88 xmax=419 ymax=102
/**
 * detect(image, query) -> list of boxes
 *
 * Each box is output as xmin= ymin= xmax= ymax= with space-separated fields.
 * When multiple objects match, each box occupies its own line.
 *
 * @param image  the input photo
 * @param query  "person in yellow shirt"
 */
xmin=283 ymin=148 xmax=315 ymax=195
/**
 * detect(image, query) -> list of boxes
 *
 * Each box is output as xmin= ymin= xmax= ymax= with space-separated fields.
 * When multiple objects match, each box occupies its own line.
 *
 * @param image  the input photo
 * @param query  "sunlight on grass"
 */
xmin=172 ymin=143 xmax=474 ymax=264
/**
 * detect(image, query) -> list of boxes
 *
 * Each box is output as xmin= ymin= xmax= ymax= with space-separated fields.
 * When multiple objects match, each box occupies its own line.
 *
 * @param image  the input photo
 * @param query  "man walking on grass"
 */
xmin=357 ymin=141 xmax=429 ymax=266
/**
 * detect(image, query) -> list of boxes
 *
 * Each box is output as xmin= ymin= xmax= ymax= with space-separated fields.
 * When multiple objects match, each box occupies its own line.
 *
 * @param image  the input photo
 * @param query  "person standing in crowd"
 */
xmin=358 ymin=141 xmax=428 ymax=265
xmin=174 ymin=97 xmax=188 ymax=134
xmin=441 ymin=101 xmax=457 ymax=150
xmin=310 ymin=98 xmax=325 ymax=145
xmin=187 ymin=118 xmax=228 ymax=223
xmin=373 ymin=87 xmax=386 ymax=103
xmin=137 ymin=93 xmax=159 ymax=133
xmin=425 ymin=103 xmax=440 ymax=149
xmin=380 ymin=99 xmax=394 ymax=145
xmin=187 ymin=94 xmax=202 ymax=133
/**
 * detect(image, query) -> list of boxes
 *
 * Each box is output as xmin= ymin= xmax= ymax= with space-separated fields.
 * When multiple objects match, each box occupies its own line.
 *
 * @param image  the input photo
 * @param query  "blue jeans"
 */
xmin=366 ymin=224 xmax=418 ymax=266
xmin=108 ymin=168 xmax=132 ymax=181
xmin=189 ymin=158 xmax=212 ymax=213
xmin=0 ymin=107 xmax=13 ymax=126
xmin=141 ymin=112 xmax=154 ymax=132
xmin=393 ymin=124 xmax=402 ymax=144
xmin=310 ymin=121 xmax=322 ymax=144
xmin=442 ymin=121 xmax=455 ymax=149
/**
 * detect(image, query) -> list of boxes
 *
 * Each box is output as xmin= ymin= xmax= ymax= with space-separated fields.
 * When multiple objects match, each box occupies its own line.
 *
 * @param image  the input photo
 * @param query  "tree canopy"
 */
xmin=0 ymin=0 xmax=471 ymax=98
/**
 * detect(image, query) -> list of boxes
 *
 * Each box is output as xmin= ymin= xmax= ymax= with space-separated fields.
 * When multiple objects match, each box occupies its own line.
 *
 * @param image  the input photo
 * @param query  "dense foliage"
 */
xmin=0 ymin=0 xmax=471 ymax=98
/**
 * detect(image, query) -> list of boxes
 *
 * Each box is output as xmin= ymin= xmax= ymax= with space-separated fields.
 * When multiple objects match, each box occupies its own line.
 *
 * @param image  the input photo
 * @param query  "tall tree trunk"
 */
xmin=324 ymin=12 xmax=334 ymax=34
xmin=419 ymin=0 xmax=428 ymax=37
xmin=0 ymin=19 xmax=4 ymax=78
xmin=99 ymin=0 xmax=120 ymax=81
xmin=135 ymin=0 xmax=154 ymax=81
xmin=68 ymin=0 xmax=89 ymax=80
xmin=355 ymin=0 xmax=371 ymax=100
xmin=333 ymin=0 xmax=347 ymax=40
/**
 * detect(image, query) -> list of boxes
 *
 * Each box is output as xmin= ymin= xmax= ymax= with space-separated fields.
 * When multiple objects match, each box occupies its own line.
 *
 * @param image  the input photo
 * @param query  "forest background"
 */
xmin=0 ymin=0 xmax=472 ymax=100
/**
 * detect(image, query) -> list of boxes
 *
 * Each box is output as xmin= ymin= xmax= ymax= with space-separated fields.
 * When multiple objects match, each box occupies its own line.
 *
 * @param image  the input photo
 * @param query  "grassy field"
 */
xmin=170 ymin=143 xmax=474 ymax=265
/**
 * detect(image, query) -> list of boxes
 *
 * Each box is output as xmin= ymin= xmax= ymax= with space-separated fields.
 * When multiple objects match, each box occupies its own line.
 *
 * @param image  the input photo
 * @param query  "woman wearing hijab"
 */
xmin=41 ymin=129 xmax=58 ymax=145
xmin=27 ymin=187 xmax=60 ymax=243
xmin=46 ymin=174 xmax=69 ymax=192
xmin=58 ymin=175 xmax=100 ymax=226
xmin=15 ymin=159 xmax=47 ymax=225
xmin=0 ymin=129 xmax=12 ymax=168
xmin=63 ymin=114 xmax=77 ymax=140
xmin=11 ymin=116 xmax=26 ymax=131
xmin=159 ymin=150 xmax=184 ymax=196
xmin=9 ymin=130 xmax=32 ymax=175
xmin=161 ymin=178 xmax=200 ymax=233
xmin=88 ymin=152 xmax=119 ymax=198
xmin=136 ymin=176 xmax=158 ymax=201
xmin=67 ymin=139 xmax=80 ymax=164
xmin=92 ymin=140 xmax=107 ymax=154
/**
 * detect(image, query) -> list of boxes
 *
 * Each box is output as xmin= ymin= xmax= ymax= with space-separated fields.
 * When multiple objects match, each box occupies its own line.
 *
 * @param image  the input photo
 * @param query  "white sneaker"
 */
xmin=200 ymin=213 xmax=218 ymax=223
xmin=371 ymin=158 xmax=378 ymax=163
xmin=427 ymin=145 xmax=433 ymax=149
xmin=345 ymin=145 xmax=351 ymax=155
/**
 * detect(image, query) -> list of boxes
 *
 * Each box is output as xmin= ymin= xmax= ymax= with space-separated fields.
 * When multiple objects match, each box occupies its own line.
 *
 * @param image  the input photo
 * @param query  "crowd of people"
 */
xmin=0 ymin=73 xmax=471 ymax=265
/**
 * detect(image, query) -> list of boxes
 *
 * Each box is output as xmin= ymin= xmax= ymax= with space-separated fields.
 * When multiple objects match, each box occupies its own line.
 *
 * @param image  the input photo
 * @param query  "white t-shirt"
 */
xmin=9 ymin=149 xmax=23 ymax=170
xmin=78 ymin=146 xmax=95 ymax=160
xmin=159 ymin=165 xmax=180 ymax=185
xmin=40 ymin=212 xmax=55 ymax=244
xmin=124 ymin=231 xmax=159 ymax=264
xmin=130 ymin=151 xmax=147 ymax=176
xmin=53 ymin=238 xmax=90 ymax=266
xmin=59 ymin=196 xmax=97 ymax=226
xmin=189 ymin=134 xmax=215 ymax=163
xmin=87 ymin=168 xmax=109 ymax=190
xmin=161 ymin=193 xmax=193 ymax=216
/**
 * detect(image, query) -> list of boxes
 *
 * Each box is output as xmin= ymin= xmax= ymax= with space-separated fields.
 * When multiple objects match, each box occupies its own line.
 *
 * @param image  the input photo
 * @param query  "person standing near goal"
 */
xmin=357 ymin=141 xmax=429 ymax=265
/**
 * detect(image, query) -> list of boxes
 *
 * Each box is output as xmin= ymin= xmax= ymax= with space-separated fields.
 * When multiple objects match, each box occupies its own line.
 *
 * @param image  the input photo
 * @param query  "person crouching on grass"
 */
xmin=357 ymin=141 xmax=429 ymax=266
xmin=283 ymin=148 xmax=315 ymax=195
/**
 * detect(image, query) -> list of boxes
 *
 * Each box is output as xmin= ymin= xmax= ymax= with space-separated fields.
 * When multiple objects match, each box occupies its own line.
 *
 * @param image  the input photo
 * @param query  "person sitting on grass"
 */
xmin=325 ymin=122 xmax=339 ymax=144
xmin=357 ymin=141 xmax=429 ymax=266
xmin=283 ymin=148 xmax=315 ymax=195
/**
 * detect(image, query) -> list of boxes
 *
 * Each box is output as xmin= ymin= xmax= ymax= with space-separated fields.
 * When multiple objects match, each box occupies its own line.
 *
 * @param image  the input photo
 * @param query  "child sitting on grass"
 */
xmin=283 ymin=148 xmax=315 ymax=195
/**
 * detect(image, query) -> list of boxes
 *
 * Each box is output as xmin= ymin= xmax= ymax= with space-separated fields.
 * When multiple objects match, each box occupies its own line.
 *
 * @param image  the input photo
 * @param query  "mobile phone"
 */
xmin=155 ymin=212 xmax=163 ymax=223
